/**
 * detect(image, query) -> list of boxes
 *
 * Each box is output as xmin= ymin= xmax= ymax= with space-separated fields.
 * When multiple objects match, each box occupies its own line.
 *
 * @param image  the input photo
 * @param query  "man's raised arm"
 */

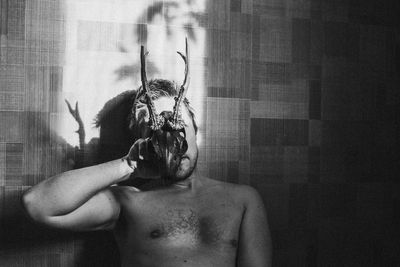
xmin=22 ymin=158 xmax=133 ymax=231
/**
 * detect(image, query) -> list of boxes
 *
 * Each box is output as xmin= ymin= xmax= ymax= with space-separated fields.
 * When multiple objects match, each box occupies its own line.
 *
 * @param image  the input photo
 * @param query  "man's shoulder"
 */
xmin=209 ymin=180 xmax=265 ymax=213
xmin=201 ymin=176 xmax=256 ymax=190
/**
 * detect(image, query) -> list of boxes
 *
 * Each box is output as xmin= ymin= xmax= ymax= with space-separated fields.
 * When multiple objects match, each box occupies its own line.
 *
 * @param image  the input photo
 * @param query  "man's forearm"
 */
xmin=23 ymin=158 xmax=133 ymax=218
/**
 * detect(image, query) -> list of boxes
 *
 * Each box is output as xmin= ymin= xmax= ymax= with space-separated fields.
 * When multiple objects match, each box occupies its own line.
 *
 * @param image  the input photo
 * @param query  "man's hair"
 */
xmin=95 ymin=79 xmax=197 ymax=138
xmin=129 ymin=79 xmax=197 ymax=135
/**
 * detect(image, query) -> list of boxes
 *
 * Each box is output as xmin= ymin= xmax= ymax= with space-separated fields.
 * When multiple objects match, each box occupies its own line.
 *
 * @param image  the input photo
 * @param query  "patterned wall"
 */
xmin=0 ymin=0 xmax=80 ymax=266
xmin=203 ymin=0 xmax=400 ymax=266
xmin=1 ymin=0 xmax=400 ymax=266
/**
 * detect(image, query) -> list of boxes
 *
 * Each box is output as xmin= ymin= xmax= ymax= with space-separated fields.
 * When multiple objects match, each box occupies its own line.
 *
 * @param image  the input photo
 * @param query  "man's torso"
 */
xmin=113 ymin=177 xmax=245 ymax=267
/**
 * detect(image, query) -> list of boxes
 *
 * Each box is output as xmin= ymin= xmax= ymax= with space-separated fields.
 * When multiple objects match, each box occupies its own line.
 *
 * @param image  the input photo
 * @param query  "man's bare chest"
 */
xmin=148 ymin=207 xmax=239 ymax=247
xmin=117 ymin=191 xmax=243 ymax=249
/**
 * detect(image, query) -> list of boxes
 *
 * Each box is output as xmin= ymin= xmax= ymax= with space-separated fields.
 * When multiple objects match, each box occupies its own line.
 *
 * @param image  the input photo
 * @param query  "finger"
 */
xmin=137 ymin=141 xmax=143 ymax=160
xmin=138 ymin=140 xmax=148 ymax=160
xmin=130 ymin=138 xmax=146 ymax=160
xmin=128 ymin=141 xmax=139 ymax=161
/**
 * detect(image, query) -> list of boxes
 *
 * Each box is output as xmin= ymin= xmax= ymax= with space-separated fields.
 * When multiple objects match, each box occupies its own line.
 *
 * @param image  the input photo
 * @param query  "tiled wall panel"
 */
xmin=204 ymin=0 xmax=400 ymax=266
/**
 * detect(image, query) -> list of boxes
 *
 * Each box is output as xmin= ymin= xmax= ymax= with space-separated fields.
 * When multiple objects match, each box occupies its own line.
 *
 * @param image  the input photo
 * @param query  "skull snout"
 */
xmin=150 ymin=125 xmax=188 ymax=178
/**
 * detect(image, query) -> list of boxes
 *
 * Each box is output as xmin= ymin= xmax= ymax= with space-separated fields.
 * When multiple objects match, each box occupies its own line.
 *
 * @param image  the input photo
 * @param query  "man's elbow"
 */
xmin=22 ymin=190 xmax=49 ymax=223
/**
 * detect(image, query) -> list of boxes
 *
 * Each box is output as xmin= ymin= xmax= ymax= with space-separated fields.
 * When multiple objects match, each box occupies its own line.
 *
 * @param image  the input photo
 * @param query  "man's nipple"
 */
xmin=150 ymin=229 xmax=163 ymax=239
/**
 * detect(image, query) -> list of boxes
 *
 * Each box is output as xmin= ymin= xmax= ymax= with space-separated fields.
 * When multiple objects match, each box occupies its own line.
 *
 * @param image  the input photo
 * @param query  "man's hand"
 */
xmin=125 ymin=138 xmax=161 ymax=179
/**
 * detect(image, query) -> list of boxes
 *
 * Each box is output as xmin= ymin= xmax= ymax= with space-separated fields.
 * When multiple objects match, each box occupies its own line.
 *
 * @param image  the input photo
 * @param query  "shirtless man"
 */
xmin=22 ymin=44 xmax=272 ymax=267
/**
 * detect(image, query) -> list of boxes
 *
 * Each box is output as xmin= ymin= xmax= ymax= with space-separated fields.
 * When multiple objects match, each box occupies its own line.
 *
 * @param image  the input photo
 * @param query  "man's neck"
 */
xmin=134 ymin=173 xmax=197 ymax=191
xmin=172 ymin=176 xmax=194 ymax=189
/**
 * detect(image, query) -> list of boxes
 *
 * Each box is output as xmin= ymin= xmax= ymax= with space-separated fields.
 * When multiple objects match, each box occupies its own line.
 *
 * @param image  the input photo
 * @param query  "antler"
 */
xmin=170 ymin=37 xmax=190 ymax=129
xmin=137 ymin=45 xmax=163 ymax=130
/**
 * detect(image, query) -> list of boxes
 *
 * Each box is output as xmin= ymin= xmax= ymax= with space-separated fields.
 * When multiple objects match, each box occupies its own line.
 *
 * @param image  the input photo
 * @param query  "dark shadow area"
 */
xmin=204 ymin=0 xmax=400 ymax=266
xmin=0 ymin=111 xmax=120 ymax=266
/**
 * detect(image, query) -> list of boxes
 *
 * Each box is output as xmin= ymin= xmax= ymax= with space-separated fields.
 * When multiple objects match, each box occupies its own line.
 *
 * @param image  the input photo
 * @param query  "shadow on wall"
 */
xmin=114 ymin=0 xmax=200 ymax=82
xmin=0 ymin=111 xmax=121 ymax=266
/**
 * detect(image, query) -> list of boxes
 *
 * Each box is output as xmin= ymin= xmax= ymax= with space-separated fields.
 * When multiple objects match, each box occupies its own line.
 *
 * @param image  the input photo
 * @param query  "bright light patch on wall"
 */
xmin=58 ymin=0 xmax=205 ymax=147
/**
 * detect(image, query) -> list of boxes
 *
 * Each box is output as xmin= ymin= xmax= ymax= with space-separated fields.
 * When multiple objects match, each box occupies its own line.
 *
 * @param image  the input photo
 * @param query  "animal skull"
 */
xmin=134 ymin=38 xmax=190 ymax=178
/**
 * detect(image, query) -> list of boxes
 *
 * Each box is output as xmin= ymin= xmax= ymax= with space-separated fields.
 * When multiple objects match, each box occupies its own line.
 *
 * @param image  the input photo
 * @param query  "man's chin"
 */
xmin=170 ymin=157 xmax=196 ymax=181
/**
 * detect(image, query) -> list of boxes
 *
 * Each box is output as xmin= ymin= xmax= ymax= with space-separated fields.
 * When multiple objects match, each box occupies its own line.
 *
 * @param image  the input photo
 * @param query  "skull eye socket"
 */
xmin=178 ymin=129 xmax=188 ymax=155
xmin=180 ymin=140 xmax=188 ymax=155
